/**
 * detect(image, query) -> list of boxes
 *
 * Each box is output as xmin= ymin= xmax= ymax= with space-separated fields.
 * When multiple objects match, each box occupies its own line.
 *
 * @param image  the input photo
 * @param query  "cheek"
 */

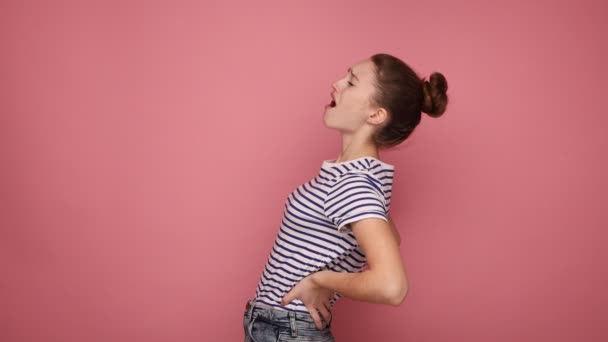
xmin=344 ymin=93 xmax=366 ymax=109
xmin=340 ymin=99 xmax=366 ymax=118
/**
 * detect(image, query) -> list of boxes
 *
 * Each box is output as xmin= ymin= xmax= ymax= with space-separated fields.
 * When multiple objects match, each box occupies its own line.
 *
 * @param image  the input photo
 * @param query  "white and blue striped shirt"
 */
xmin=251 ymin=156 xmax=395 ymax=313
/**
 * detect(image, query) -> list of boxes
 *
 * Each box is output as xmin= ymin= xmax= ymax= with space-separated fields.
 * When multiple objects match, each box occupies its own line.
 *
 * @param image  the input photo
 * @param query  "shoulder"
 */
xmin=327 ymin=169 xmax=385 ymax=197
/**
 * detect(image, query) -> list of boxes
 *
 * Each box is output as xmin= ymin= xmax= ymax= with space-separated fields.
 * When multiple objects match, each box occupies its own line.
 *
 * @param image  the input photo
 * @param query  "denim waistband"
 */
xmin=244 ymin=299 xmax=332 ymax=329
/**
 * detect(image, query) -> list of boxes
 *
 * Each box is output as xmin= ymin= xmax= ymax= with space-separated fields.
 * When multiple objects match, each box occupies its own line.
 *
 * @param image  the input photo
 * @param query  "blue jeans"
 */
xmin=243 ymin=299 xmax=335 ymax=342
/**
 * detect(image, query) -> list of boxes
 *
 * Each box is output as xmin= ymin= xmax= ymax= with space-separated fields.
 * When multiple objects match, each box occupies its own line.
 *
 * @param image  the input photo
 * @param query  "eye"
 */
xmin=348 ymin=81 xmax=354 ymax=87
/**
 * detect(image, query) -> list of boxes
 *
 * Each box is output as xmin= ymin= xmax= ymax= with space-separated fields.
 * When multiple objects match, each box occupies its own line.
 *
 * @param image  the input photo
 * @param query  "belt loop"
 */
xmin=289 ymin=311 xmax=297 ymax=337
xmin=247 ymin=299 xmax=256 ymax=320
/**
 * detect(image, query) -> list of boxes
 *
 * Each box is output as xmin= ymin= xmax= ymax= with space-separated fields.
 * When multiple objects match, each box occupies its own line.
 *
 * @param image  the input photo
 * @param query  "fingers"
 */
xmin=306 ymin=305 xmax=324 ymax=330
xmin=317 ymin=304 xmax=332 ymax=327
xmin=324 ymin=302 xmax=332 ymax=320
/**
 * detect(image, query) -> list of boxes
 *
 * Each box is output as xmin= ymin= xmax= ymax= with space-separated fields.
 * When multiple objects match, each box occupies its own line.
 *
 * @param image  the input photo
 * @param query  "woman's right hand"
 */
xmin=281 ymin=272 xmax=335 ymax=330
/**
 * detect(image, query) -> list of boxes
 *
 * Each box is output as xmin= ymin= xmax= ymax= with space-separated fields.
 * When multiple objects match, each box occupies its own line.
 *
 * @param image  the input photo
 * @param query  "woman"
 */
xmin=243 ymin=53 xmax=449 ymax=341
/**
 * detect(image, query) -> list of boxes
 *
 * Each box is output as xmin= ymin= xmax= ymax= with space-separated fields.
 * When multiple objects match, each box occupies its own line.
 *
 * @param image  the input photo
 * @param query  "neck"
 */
xmin=335 ymin=143 xmax=379 ymax=163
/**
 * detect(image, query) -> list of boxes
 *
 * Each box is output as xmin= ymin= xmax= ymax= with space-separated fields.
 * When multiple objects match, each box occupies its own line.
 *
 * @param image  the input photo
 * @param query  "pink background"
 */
xmin=1 ymin=0 xmax=607 ymax=341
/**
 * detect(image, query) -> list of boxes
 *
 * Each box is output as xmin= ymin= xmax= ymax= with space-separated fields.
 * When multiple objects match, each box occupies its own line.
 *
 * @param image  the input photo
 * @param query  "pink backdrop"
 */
xmin=1 ymin=0 xmax=606 ymax=341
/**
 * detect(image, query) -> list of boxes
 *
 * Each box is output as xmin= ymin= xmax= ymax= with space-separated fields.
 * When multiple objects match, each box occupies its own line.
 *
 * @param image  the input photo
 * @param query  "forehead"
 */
xmin=350 ymin=60 xmax=374 ymax=78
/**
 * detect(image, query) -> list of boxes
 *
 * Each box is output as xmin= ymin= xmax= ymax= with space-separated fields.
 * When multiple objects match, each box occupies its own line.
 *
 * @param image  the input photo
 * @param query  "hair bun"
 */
xmin=421 ymin=72 xmax=449 ymax=118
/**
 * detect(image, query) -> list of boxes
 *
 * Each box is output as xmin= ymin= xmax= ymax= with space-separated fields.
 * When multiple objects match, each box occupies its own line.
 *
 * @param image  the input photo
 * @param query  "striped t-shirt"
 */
xmin=251 ymin=156 xmax=395 ymax=313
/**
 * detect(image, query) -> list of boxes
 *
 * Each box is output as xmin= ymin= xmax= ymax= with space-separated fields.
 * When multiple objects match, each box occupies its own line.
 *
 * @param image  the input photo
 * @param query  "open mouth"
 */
xmin=326 ymin=93 xmax=337 ymax=108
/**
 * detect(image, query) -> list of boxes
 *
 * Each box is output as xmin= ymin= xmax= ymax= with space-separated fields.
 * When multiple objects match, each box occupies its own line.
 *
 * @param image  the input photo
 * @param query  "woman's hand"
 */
xmin=281 ymin=272 xmax=334 ymax=330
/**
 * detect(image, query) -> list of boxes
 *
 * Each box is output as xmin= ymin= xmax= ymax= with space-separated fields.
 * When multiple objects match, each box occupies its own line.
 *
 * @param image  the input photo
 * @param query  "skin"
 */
xmin=281 ymin=58 xmax=406 ymax=330
xmin=322 ymin=58 xmax=390 ymax=163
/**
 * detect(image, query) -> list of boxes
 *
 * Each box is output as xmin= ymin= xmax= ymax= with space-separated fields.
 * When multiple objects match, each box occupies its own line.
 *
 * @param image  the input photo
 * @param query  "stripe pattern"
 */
xmin=252 ymin=156 xmax=395 ymax=313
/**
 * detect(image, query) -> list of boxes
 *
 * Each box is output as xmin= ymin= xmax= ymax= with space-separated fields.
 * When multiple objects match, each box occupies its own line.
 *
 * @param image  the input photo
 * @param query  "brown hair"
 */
xmin=369 ymin=53 xmax=449 ymax=149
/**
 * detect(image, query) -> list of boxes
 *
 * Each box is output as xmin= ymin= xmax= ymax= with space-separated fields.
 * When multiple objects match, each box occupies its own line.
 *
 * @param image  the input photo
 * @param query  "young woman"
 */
xmin=243 ymin=53 xmax=449 ymax=342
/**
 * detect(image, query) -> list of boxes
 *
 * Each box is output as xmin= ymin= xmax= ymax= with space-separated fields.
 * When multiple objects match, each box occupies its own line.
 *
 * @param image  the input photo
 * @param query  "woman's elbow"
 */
xmin=385 ymin=278 xmax=409 ymax=306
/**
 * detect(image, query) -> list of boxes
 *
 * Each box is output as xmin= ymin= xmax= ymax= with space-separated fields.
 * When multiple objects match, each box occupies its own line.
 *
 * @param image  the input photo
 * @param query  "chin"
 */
xmin=322 ymin=114 xmax=334 ymax=129
xmin=322 ymin=122 xmax=343 ymax=132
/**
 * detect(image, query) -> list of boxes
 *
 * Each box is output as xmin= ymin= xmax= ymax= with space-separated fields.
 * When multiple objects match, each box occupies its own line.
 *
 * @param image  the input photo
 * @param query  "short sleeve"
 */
xmin=323 ymin=172 xmax=388 ymax=233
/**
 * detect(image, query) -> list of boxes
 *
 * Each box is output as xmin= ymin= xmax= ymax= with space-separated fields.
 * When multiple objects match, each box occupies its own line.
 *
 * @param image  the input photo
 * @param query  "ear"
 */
xmin=367 ymin=107 xmax=389 ymax=126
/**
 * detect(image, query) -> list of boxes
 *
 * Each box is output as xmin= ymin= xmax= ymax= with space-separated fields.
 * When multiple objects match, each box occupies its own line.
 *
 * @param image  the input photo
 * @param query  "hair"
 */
xmin=369 ymin=53 xmax=449 ymax=149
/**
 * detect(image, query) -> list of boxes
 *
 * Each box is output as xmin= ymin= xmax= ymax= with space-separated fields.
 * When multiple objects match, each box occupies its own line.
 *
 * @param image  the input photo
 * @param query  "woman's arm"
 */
xmin=312 ymin=218 xmax=408 ymax=306
xmin=387 ymin=214 xmax=401 ymax=246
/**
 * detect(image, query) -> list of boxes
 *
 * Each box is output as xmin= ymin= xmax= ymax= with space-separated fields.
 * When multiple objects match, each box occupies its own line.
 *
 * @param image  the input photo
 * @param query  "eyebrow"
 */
xmin=348 ymin=67 xmax=359 ymax=82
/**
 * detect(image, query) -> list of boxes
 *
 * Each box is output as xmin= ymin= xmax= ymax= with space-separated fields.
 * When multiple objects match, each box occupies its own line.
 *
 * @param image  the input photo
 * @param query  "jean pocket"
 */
xmin=248 ymin=315 xmax=281 ymax=342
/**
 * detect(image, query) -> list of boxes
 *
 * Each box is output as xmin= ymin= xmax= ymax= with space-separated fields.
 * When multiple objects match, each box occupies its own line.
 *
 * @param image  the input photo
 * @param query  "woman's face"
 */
xmin=324 ymin=58 xmax=384 ymax=132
